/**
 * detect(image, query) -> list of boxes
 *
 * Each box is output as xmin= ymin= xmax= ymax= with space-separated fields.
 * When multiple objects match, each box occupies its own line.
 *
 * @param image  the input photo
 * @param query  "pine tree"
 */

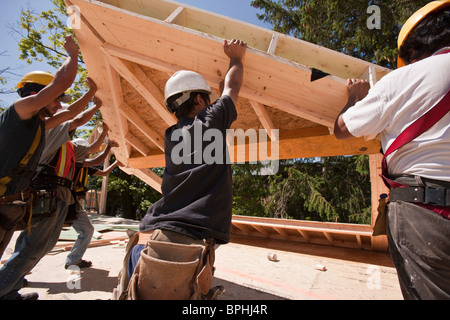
xmin=251 ymin=0 xmax=431 ymax=69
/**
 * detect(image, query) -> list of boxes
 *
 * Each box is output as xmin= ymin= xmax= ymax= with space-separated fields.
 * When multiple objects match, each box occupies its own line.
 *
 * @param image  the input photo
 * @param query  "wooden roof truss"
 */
xmin=67 ymin=0 xmax=390 ymax=251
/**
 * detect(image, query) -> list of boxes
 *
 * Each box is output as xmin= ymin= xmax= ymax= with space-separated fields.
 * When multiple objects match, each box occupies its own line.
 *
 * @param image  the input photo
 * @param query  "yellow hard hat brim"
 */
xmin=17 ymin=71 xmax=55 ymax=88
xmin=398 ymin=1 xmax=450 ymax=49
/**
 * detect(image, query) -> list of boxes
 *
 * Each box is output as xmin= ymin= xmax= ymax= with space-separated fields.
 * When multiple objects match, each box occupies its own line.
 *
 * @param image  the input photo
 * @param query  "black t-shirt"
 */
xmin=0 ymin=104 xmax=45 ymax=195
xmin=140 ymin=95 xmax=237 ymax=244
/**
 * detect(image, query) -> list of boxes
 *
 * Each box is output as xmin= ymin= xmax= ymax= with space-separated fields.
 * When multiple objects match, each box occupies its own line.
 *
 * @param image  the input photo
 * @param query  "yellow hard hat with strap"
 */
xmin=397 ymin=0 xmax=450 ymax=67
xmin=17 ymin=71 xmax=55 ymax=89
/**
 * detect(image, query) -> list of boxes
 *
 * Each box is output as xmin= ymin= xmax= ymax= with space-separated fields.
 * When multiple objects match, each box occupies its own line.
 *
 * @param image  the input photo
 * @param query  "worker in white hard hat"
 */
xmin=334 ymin=1 xmax=450 ymax=299
xmin=115 ymin=39 xmax=247 ymax=300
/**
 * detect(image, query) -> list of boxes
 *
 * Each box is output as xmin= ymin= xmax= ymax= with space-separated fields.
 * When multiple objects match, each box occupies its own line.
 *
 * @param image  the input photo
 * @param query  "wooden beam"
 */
xmin=102 ymin=53 xmax=131 ymax=158
xmin=323 ymin=232 xmax=334 ymax=246
xmin=233 ymin=223 xmax=252 ymax=235
xmin=252 ymin=225 xmax=269 ymax=237
xmin=273 ymin=226 xmax=289 ymax=240
xmin=124 ymin=167 xmax=163 ymax=193
xmin=125 ymin=132 xmax=151 ymax=156
xmin=267 ymin=33 xmax=279 ymax=55
xmin=119 ymin=102 xmax=165 ymax=151
xmin=232 ymin=215 xmax=373 ymax=234
xmin=127 ymin=127 xmax=382 ymax=169
xmin=165 ymin=6 xmax=185 ymax=24
xmin=239 ymin=86 xmax=338 ymax=128
xmin=103 ymin=51 xmax=177 ymax=127
xmin=296 ymin=229 xmax=311 ymax=242
xmin=248 ymin=101 xmax=278 ymax=141
xmin=356 ymin=234 xmax=363 ymax=249
xmin=103 ymin=43 xmax=338 ymax=128
xmin=128 ymin=149 xmax=165 ymax=169
xmin=103 ymin=43 xmax=179 ymax=75
xmin=369 ymin=154 xmax=389 ymax=251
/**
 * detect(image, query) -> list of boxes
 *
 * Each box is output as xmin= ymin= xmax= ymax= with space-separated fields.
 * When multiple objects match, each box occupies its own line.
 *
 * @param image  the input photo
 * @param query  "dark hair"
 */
xmin=17 ymin=83 xmax=46 ymax=98
xmin=399 ymin=8 xmax=450 ymax=65
xmin=167 ymin=91 xmax=211 ymax=118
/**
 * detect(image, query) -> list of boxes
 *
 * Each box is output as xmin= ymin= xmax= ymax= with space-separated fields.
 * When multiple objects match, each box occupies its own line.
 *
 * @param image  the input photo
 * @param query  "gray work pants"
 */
xmin=387 ymin=201 xmax=450 ymax=300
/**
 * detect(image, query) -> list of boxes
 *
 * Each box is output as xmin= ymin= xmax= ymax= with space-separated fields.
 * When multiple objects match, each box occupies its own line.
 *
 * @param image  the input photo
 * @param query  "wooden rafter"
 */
xmin=104 ymin=53 xmax=177 ymax=127
xmin=103 ymin=43 xmax=339 ymax=128
xmin=119 ymin=102 xmax=165 ymax=151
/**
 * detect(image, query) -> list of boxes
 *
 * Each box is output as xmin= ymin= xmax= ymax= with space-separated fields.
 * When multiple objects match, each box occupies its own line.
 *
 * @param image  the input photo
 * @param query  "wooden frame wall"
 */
xmin=67 ymin=0 xmax=390 ymax=251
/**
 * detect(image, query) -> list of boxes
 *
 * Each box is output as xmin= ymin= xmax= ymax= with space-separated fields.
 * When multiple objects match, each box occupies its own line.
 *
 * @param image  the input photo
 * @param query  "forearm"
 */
xmin=227 ymin=58 xmax=244 ymax=89
xmin=82 ymin=145 xmax=111 ymax=167
xmin=88 ymin=129 xmax=108 ymax=154
xmin=333 ymin=96 xmax=358 ymax=139
xmin=66 ymin=87 xmax=97 ymax=115
xmin=94 ymin=160 xmax=118 ymax=177
xmin=52 ymin=55 xmax=78 ymax=95
xmin=68 ymin=103 xmax=101 ymax=132
xmin=223 ymin=58 xmax=244 ymax=104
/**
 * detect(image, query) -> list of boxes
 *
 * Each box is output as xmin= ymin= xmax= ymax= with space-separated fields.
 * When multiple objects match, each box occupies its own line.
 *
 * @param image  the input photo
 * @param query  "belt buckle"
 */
xmin=424 ymin=186 xmax=446 ymax=206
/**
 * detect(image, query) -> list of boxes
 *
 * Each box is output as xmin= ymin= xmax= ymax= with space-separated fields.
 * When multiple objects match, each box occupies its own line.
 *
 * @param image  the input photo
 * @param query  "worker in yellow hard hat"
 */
xmin=334 ymin=1 xmax=450 ymax=299
xmin=0 ymin=36 xmax=83 ymax=301
xmin=0 ymin=33 xmax=104 ymax=300
xmin=17 ymin=71 xmax=71 ymax=102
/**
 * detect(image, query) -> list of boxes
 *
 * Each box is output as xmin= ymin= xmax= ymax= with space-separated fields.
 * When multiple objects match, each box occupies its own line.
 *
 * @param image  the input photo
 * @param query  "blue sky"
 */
xmin=0 ymin=0 xmax=270 ymax=107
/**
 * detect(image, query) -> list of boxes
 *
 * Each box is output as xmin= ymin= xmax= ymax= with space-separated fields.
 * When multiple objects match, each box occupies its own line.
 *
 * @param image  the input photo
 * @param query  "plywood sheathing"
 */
xmin=66 ymin=0 xmax=390 ymax=251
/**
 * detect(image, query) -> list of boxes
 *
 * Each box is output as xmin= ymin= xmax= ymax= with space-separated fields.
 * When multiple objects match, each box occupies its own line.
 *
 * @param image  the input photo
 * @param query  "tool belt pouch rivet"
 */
xmin=127 ymin=240 xmax=213 ymax=300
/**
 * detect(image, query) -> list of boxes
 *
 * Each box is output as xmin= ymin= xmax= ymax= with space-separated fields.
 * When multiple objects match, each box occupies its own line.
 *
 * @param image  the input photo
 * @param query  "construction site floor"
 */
xmin=2 ymin=214 xmax=402 ymax=301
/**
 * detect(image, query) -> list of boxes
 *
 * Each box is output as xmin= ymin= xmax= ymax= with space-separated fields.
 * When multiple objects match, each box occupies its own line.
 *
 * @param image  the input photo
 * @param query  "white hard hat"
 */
xmin=164 ymin=71 xmax=212 ymax=113
xmin=71 ymin=138 xmax=90 ymax=147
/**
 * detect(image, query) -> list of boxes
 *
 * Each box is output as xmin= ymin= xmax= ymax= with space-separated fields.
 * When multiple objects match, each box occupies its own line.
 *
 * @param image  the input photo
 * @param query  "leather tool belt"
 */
xmin=389 ymin=186 xmax=450 ymax=207
xmin=31 ymin=174 xmax=73 ymax=190
xmin=116 ymin=229 xmax=219 ymax=300
xmin=0 ymin=187 xmax=37 ymax=206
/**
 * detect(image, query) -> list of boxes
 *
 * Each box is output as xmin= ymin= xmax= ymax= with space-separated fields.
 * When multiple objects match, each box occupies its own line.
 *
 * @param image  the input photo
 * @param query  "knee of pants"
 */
xmin=83 ymin=224 xmax=95 ymax=237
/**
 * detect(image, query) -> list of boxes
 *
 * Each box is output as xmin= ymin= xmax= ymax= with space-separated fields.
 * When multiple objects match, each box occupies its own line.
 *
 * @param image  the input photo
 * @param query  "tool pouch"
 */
xmin=372 ymin=193 xmax=388 ymax=236
xmin=0 ymin=203 xmax=28 ymax=231
xmin=33 ymin=195 xmax=57 ymax=215
xmin=127 ymin=239 xmax=214 ymax=300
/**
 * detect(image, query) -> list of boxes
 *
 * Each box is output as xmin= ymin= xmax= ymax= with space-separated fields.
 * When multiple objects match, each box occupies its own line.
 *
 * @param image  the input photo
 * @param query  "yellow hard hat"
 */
xmin=17 ymin=71 xmax=55 ymax=88
xmin=17 ymin=71 xmax=72 ymax=102
xmin=397 ymin=0 xmax=450 ymax=67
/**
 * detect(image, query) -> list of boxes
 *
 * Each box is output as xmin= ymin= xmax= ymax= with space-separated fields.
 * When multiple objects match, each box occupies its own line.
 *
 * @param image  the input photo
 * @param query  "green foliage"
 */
xmin=251 ymin=0 xmax=431 ymax=68
xmin=232 ymin=163 xmax=268 ymax=217
xmin=13 ymin=0 xmax=99 ymax=128
xmin=96 ymin=164 xmax=163 ymax=220
xmin=233 ymin=157 xmax=372 ymax=224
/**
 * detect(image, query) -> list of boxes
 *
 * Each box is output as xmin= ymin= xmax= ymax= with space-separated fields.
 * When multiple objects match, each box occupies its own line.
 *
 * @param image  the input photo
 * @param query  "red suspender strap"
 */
xmin=381 ymin=89 xmax=450 ymax=188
